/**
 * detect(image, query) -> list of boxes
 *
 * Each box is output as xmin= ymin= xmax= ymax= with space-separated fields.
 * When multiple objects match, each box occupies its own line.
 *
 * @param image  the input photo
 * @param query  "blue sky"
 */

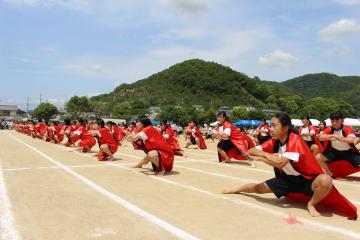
xmin=1 ymin=0 xmax=360 ymax=110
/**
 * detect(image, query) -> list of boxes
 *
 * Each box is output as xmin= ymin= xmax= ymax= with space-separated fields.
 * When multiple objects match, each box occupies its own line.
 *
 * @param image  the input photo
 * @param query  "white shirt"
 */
xmin=138 ymin=132 xmax=148 ymax=141
xmin=256 ymin=145 xmax=301 ymax=176
xmin=260 ymin=126 xmax=269 ymax=136
xmin=331 ymin=129 xmax=355 ymax=151
xmin=218 ymin=126 xmax=231 ymax=136
xmin=301 ymin=127 xmax=314 ymax=141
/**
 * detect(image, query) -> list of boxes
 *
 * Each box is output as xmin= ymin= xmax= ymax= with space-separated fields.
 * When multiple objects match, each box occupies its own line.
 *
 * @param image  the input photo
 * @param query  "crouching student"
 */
xmin=222 ymin=112 xmax=357 ymax=219
xmin=130 ymin=117 xmax=174 ymax=176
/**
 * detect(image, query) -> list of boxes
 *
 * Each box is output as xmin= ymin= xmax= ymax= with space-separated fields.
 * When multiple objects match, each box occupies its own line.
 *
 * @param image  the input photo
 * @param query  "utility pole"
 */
xmin=26 ymin=96 xmax=30 ymax=118
xmin=40 ymin=94 xmax=42 ymax=104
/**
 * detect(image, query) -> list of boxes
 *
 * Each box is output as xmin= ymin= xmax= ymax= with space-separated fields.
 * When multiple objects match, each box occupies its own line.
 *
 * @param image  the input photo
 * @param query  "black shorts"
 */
xmin=258 ymin=135 xmax=271 ymax=144
xmin=304 ymin=140 xmax=315 ymax=149
xmin=191 ymin=137 xmax=197 ymax=145
xmin=323 ymin=149 xmax=360 ymax=168
xmin=217 ymin=140 xmax=234 ymax=152
xmin=266 ymin=174 xmax=314 ymax=199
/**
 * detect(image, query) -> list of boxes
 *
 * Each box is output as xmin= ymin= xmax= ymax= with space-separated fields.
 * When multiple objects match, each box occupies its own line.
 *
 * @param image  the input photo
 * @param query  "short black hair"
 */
xmin=330 ymin=111 xmax=344 ymax=120
xmin=96 ymin=118 xmax=105 ymax=128
xmin=64 ymin=118 xmax=71 ymax=126
xmin=217 ymin=111 xmax=229 ymax=121
xmin=136 ymin=116 xmax=151 ymax=127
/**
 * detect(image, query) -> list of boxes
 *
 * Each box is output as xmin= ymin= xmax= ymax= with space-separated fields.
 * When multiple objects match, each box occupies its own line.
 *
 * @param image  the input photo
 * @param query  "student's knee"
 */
xmin=317 ymin=174 xmax=333 ymax=189
xmin=100 ymin=144 xmax=108 ymax=151
xmin=312 ymin=145 xmax=319 ymax=151
xmin=148 ymin=150 xmax=158 ymax=159
xmin=315 ymin=153 xmax=325 ymax=162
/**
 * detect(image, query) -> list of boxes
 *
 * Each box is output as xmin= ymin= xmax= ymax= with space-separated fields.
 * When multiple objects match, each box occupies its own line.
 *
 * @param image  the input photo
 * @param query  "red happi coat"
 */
xmin=322 ymin=125 xmax=360 ymax=178
xmin=260 ymin=133 xmax=357 ymax=220
xmin=78 ymin=126 xmax=96 ymax=151
xmin=162 ymin=127 xmax=183 ymax=156
xmin=190 ymin=126 xmax=207 ymax=149
xmin=217 ymin=121 xmax=254 ymax=162
xmin=141 ymin=126 xmax=174 ymax=172
xmin=54 ymin=125 xmax=64 ymax=143
xmin=111 ymin=125 xmax=124 ymax=145
xmin=298 ymin=125 xmax=323 ymax=153
xmin=97 ymin=127 xmax=119 ymax=160
xmin=257 ymin=124 xmax=271 ymax=136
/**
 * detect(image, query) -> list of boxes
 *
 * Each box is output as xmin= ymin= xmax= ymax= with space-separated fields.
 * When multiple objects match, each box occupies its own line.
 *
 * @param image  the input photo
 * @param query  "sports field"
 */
xmin=0 ymin=130 xmax=359 ymax=240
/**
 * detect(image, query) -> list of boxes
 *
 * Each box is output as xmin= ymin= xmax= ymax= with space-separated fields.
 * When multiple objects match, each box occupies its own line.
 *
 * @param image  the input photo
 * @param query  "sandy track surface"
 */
xmin=0 ymin=130 xmax=359 ymax=240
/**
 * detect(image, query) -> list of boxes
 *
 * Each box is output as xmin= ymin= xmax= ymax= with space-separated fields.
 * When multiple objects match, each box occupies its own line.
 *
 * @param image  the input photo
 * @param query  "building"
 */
xmin=148 ymin=106 xmax=161 ymax=115
xmin=233 ymin=105 xmax=256 ymax=112
xmin=0 ymin=105 xmax=18 ymax=119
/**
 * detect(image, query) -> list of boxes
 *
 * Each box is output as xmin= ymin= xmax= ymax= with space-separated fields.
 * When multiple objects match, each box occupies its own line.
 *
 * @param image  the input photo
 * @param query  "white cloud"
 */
xmin=13 ymin=57 xmax=34 ymax=63
xmin=325 ymin=47 xmax=353 ymax=57
xmin=151 ymin=29 xmax=271 ymax=62
xmin=3 ymin=0 xmax=93 ymax=12
xmin=39 ymin=46 xmax=57 ymax=53
xmin=62 ymin=61 xmax=104 ymax=77
xmin=318 ymin=18 xmax=360 ymax=42
xmin=334 ymin=0 xmax=360 ymax=5
xmin=258 ymin=50 xmax=299 ymax=67
xmin=158 ymin=0 xmax=207 ymax=15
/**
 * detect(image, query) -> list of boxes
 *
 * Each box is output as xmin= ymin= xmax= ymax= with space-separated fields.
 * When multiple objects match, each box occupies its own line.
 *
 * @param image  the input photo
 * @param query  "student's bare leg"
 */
xmin=222 ymin=182 xmax=272 ymax=194
xmin=100 ymin=144 xmax=114 ymax=161
xmin=146 ymin=150 xmax=166 ymax=176
xmin=308 ymin=174 xmax=333 ymax=217
xmin=315 ymin=154 xmax=332 ymax=176
xmin=217 ymin=147 xmax=231 ymax=163
xmin=311 ymin=144 xmax=319 ymax=156
xmin=133 ymin=156 xmax=150 ymax=168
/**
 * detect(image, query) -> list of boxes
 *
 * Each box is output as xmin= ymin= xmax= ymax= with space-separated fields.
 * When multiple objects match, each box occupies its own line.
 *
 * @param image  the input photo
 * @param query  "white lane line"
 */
xmin=3 ymin=164 xmax=110 ymax=172
xmin=179 ymin=155 xmax=360 ymax=188
xmin=5 ymin=132 xmax=200 ymax=240
xmin=108 ymin=162 xmax=360 ymax=240
xmin=116 ymin=152 xmax=360 ymax=206
xmin=7 ymin=132 xmax=360 ymax=239
xmin=0 ymin=163 xmax=21 ymax=240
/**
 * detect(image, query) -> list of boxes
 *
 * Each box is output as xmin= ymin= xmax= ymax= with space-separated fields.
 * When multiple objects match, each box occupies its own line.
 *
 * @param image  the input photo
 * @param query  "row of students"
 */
xmin=13 ymin=111 xmax=359 ymax=219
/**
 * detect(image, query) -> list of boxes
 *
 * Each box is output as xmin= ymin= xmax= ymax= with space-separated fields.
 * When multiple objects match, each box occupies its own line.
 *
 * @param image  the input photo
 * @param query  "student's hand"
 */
xmin=251 ymin=156 xmax=265 ymax=162
xmin=333 ymin=134 xmax=345 ymax=141
xmin=266 ymin=154 xmax=281 ymax=164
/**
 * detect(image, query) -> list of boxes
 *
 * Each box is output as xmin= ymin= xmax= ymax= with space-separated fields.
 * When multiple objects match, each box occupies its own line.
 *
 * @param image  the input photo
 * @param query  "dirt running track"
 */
xmin=0 ymin=130 xmax=359 ymax=240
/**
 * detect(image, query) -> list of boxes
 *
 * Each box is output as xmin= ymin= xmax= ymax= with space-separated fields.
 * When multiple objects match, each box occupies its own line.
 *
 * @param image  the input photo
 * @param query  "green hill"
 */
xmin=92 ymin=59 xmax=288 ymax=108
xmin=83 ymin=59 xmax=358 ymax=121
xmin=281 ymin=73 xmax=360 ymax=112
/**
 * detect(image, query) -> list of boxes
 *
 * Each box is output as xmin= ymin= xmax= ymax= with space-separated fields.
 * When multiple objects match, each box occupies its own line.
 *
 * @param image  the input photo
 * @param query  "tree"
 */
xmin=230 ymin=108 xmax=249 ymax=122
xmin=32 ymin=103 xmax=58 ymax=121
xmin=112 ymin=102 xmax=132 ymax=121
xmin=91 ymin=101 xmax=111 ymax=117
xmin=65 ymin=96 xmax=92 ymax=118
xmin=301 ymin=97 xmax=354 ymax=120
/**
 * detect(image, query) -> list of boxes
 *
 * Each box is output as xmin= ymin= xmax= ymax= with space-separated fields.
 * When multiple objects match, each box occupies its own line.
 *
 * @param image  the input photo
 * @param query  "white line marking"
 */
xmin=3 ymin=164 xmax=110 ymax=172
xmin=179 ymin=155 xmax=360 ymax=188
xmin=108 ymin=162 xmax=360 ymax=240
xmin=116 ymin=152 xmax=360 ymax=206
xmin=7 ymin=132 xmax=360 ymax=238
xmin=5 ymin=132 xmax=200 ymax=240
xmin=0 ymin=163 xmax=21 ymax=240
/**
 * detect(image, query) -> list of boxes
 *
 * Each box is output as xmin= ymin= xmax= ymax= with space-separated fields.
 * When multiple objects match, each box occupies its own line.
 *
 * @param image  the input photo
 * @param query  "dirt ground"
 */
xmin=0 ymin=130 xmax=359 ymax=240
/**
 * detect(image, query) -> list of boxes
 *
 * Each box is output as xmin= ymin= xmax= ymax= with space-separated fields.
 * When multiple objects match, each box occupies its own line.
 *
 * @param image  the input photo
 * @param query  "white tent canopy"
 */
xmin=325 ymin=118 xmax=360 ymax=127
xmin=210 ymin=121 xmax=219 ymax=127
xmin=310 ymin=119 xmax=320 ymax=126
xmin=292 ymin=119 xmax=320 ymax=127
xmin=291 ymin=119 xmax=303 ymax=127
